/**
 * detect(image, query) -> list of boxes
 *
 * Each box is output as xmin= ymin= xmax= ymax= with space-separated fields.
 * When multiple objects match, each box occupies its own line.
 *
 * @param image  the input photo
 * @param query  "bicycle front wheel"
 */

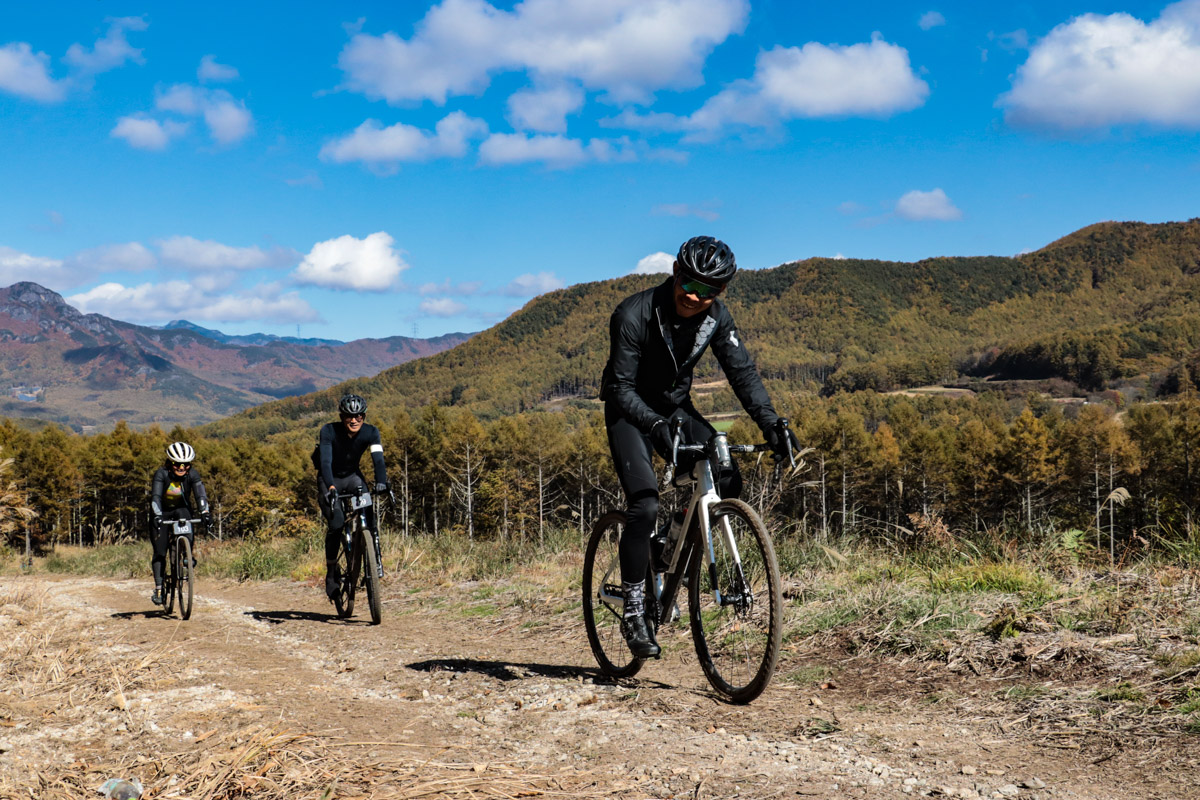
xmin=688 ymin=499 xmax=783 ymax=703
xmin=361 ymin=529 xmax=382 ymax=625
xmin=582 ymin=511 xmax=644 ymax=678
xmin=177 ymin=536 xmax=194 ymax=621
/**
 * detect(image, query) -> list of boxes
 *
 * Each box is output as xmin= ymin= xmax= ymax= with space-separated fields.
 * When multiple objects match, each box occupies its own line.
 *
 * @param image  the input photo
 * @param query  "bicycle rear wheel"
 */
xmin=162 ymin=538 xmax=176 ymax=616
xmin=177 ymin=536 xmax=194 ymax=620
xmin=582 ymin=511 xmax=644 ymax=678
xmin=688 ymin=499 xmax=782 ymax=703
xmin=361 ymin=529 xmax=382 ymax=625
xmin=332 ymin=526 xmax=354 ymax=619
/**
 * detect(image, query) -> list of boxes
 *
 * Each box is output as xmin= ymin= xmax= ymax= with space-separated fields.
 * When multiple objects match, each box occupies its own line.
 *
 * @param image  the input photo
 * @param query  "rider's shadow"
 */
xmin=245 ymin=609 xmax=372 ymax=626
xmin=406 ymin=657 xmax=667 ymax=688
xmin=112 ymin=609 xmax=173 ymax=620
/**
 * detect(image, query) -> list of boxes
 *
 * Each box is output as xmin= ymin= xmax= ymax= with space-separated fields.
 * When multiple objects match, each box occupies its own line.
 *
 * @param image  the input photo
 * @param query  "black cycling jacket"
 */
xmin=315 ymin=421 xmax=387 ymax=488
xmin=150 ymin=466 xmax=210 ymax=518
xmin=600 ymin=277 xmax=779 ymax=434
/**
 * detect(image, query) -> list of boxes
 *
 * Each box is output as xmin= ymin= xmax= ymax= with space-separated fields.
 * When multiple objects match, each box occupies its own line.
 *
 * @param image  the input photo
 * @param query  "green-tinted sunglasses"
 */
xmin=677 ymin=276 xmax=723 ymax=299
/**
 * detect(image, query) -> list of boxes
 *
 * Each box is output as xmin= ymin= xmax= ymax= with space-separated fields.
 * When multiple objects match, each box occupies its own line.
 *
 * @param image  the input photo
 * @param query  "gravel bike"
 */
xmin=160 ymin=517 xmax=204 ymax=620
xmin=329 ymin=486 xmax=387 ymax=625
xmin=583 ymin=421 xmax=791 ymax=703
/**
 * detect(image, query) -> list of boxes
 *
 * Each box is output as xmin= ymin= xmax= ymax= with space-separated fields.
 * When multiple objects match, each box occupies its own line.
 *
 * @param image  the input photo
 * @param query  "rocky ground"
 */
xmin=0 ymin=570 xmax=1195 ymax=799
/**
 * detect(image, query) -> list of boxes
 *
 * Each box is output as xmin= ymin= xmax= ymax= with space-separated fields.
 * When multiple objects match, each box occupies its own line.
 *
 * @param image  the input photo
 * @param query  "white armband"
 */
xmin=370 ymin=443 xmax=384 ymax=454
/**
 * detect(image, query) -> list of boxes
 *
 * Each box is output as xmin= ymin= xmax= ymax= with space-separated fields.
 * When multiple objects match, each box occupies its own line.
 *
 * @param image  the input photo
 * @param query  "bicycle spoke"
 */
xmin=582 ymin=511 xmax=644 ymax=678
xmin=689 ymin=499 xmax=782 ymax=703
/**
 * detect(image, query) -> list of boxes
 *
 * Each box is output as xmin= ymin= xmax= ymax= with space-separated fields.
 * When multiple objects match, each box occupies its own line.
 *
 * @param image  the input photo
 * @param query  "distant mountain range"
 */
xmin=210 ymin=219 xmax=1200 ymax=442
xmin=0 ymin=282 xmax=473 ymax=429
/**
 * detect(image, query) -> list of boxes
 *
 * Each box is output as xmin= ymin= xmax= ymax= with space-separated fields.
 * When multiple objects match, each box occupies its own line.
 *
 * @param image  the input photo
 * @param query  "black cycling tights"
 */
xmin=605 ymin=405 xmax=741 ymax=586
xmin=316 ymin=473 xmax=373 ymax=563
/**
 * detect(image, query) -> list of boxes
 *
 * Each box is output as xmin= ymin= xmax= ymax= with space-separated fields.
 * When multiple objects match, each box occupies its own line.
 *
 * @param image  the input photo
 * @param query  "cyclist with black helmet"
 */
xmin=314 ymin=394 xmax=389 ymax=601
xmin=149 ymin=442 xmax=212 ymax=606
xmin=600 ymin=235 xmax=800 ymax=658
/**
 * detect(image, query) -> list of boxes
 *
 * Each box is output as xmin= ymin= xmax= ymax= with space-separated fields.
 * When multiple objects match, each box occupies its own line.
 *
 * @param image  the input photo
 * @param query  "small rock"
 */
xmin=961 ymin=765 xmax=977 ymax=776
xmin=997 ymin=785 xmax=1020 ymax=797
xmin=1021 ymin=778 xmax=1046 ymax=790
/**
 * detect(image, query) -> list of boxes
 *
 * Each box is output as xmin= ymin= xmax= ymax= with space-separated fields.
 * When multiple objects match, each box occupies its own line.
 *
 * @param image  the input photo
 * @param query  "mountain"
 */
xmin=208 ymin=219 xmax=1200 ymax=441
xmin=160 ymin=320 xmax=346 ymax=347
xmin=0 ymin=282 xmax=473 ymax=429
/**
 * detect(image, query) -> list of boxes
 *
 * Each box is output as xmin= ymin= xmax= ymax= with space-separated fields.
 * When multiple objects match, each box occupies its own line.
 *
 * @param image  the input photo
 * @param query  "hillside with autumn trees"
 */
xmin=3 ymin=219 xmax=1200 ymax=555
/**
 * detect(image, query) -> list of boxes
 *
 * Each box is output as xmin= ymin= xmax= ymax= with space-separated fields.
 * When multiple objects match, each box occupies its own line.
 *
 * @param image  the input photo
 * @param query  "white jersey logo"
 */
xmin=729 ymin=330 xmax=740 ymax=348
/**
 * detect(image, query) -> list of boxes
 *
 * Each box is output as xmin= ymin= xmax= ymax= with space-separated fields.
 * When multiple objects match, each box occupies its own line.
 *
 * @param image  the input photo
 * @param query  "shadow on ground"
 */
xmin=246 ymin=609 xmax=372 ymax=626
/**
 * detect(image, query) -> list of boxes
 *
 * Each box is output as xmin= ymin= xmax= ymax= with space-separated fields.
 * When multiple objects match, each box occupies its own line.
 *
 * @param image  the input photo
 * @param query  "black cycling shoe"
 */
xmin=622 ymin=614 xmax=661 ymax=659
xmin=151 ymin=588 xmax=163 ymax=606
xmin=325 ymin=572 xmax=341 ymax=601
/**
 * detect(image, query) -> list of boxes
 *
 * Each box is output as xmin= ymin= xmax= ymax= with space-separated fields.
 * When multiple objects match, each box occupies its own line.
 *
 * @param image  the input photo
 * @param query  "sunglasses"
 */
xmin=341 ymin=413 xmax=365 ymax=422
xmin=676 ymin=276 xmax=723 ymax=300
xmin=171 ymin=462 xmax=192 ymax=470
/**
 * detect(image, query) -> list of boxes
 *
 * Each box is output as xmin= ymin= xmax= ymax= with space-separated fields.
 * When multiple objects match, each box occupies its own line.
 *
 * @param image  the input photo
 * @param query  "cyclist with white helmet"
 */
xmin=313 ymin=394 xmax=389 ymax=601
xmin=600 ymin=236 xmax=800 ymax=658
xmin=149 ymin=441 xmax=211 ymax=606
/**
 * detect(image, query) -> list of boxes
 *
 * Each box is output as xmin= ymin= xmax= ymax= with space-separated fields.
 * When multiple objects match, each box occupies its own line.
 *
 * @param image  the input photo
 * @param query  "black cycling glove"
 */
xmin=648 ymin=419 xmax=673 ymax=459
xmin=374 ymin=481 xmax=390 ymax=494
xmin=764 ymin=422 xmax=801 ymax=460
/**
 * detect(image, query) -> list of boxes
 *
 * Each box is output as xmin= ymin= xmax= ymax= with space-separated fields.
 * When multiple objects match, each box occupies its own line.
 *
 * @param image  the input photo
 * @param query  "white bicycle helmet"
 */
xmin=166 ymin=441 xmax=195 ymax=463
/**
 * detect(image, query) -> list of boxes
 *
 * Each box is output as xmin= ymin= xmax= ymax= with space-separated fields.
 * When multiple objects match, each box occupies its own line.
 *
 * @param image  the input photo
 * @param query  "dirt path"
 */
xmin=2 ymin=573 xmax=1194 ymax=799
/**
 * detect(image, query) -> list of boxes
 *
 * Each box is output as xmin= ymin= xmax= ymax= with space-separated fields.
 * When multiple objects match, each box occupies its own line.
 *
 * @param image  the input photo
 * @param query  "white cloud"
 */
xmin=155 ymin=84 xmax=255 ymax=145
xmin=294 ymin=232 xmax=408 ymax=291
xmin=894 ymin=188 xmax=962 ymax=221
xmin=198 ymin=54 xmax=239 ymax=83
xmin=66 ymin=242 xmax=156 ymax=273
xmin=652 ymin=202 xmax=719 ymax=222
xmin=320 ymin=112 xmax=488 ymax=168
xmin=502 ymin=272 xmax=565 ymax=296
xmin=507 ymin=84 xmax=585 ymax=133
xmin=418 ymin=279 xmax=483 ymax=296
xmin=634 ymin=251 xmax=674 ymax=274
xmin=64 ymin=16 xmax=146 ymax=74
xmin=419 ymin=297 xmax=469 ymax=316
xmin=110 ymin=115 xmax=189 ymax=150
xmin=338 ymin=0 xmax=749 ymax=105
xmin=0 ymin=42 xmax=66 ymax=101
xmin=479 ymin=132 xmax=587 ymax=167
xmin=0 ymin=246 xmax=84 ymax=290
xmin=689 ymin=35 xmax=929 ymax=131
xmin=999 ymin=1 xmax=1200 ymax=129
xmin=919 ymin=11 xmax=946 ymax=31
xmin=158 ymin=236 xmax=296 ymax=271
xmin=67 ymin=280 xmax=319 ymax=324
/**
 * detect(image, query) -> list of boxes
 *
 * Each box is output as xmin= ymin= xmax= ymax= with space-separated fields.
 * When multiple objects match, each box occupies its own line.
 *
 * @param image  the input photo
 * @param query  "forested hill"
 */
xmin=207 ymin=219 xmax=1200 ymax=441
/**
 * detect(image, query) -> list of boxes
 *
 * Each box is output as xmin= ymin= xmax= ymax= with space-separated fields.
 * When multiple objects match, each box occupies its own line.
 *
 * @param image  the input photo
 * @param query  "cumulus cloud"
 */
xmin=66 ymin=242 xmax=156 ymax=273
xmin=919 ymin=11 xmax=946 ymax=31
xmin=418 ymin=279 xmax=483 ymax=296
xmin=156 ymin=84 xmax=254 ymax=144
xmin=198 ymin=54 xmax=239 ymax=83
xmin=67 ymin=280 xmax=320 ymax=324
xmin=999 ymin=1 xmax=1200 ymax=129
xmin=110 ymin=116 xmax=189 ymax=150
xmin=894 ymin=188 xmax=962 ymax=221
xmin=320 ymin=112 xmax=487 ymax=169
xmin=419 ymin=297 xmax=469 ymax=316
xmin=294 ymin=232 xmax=408 ymax=291
xmin=507 ymin=84 xmax=585 ymax=133
xmin=652 ymin=202 xmax=719 ymax=222
xmin=617 ymin=34 xmax=928 ymax=136
xmin=337 ymin=0 xmax=749 ymax=105
xmin=157 ymin=236 xmax=296 ymax=271
xmin=0 ymin=246 xmax=86 ymax=290
xmin=501 ymin=272 xmax=565 ymax=296
xmin=634 ymin=251 xmax=675 ymax=274
xmin=64 ymin=16 xmax=146 ymax=74
xmin=0 ymin=42 xmax=66 ymax=101
xmin=478 ymin=132 xmax=639 ymax=167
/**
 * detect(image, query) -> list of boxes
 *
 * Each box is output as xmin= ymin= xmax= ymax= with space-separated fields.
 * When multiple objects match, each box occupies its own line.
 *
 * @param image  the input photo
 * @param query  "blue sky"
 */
xmin=2 ymin=1 xmax=1199 ymax=340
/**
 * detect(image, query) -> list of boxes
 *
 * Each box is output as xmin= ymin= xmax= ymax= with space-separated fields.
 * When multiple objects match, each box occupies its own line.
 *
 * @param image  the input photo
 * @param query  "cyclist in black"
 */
xmin=314 ymin=394 xmax=389 ymax=600
xmin=149 ymin=441 xmax=212 ymax=606
xmin=600 ymin=235 xmax=799 ymax=658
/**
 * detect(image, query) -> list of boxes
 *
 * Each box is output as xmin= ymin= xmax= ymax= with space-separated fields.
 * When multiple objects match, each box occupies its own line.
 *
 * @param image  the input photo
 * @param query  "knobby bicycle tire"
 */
xmin=332 ymin=524 xmax=354 ymax=619
xmin=361 ymin=528 xmax=382 ymax=625
xmin=345 ymin=518 xmax=364 ymax=618
xmin=688 ymin=498 xmax=783 ymax=703
xmin=177 ymin=536 xmax=194 ymax=621
xmin=162 ymin=537 xmax=176 ymax=616
xmin=582 ymin=511 xmax=644 ymax=678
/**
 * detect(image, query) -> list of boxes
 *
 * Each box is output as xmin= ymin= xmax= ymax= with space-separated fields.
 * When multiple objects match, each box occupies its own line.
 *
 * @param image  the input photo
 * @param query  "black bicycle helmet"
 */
xmin=338 ymin=393 xmax=367 ymax=417
xmin=676 ymin=235 xmax=737 ymax=284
